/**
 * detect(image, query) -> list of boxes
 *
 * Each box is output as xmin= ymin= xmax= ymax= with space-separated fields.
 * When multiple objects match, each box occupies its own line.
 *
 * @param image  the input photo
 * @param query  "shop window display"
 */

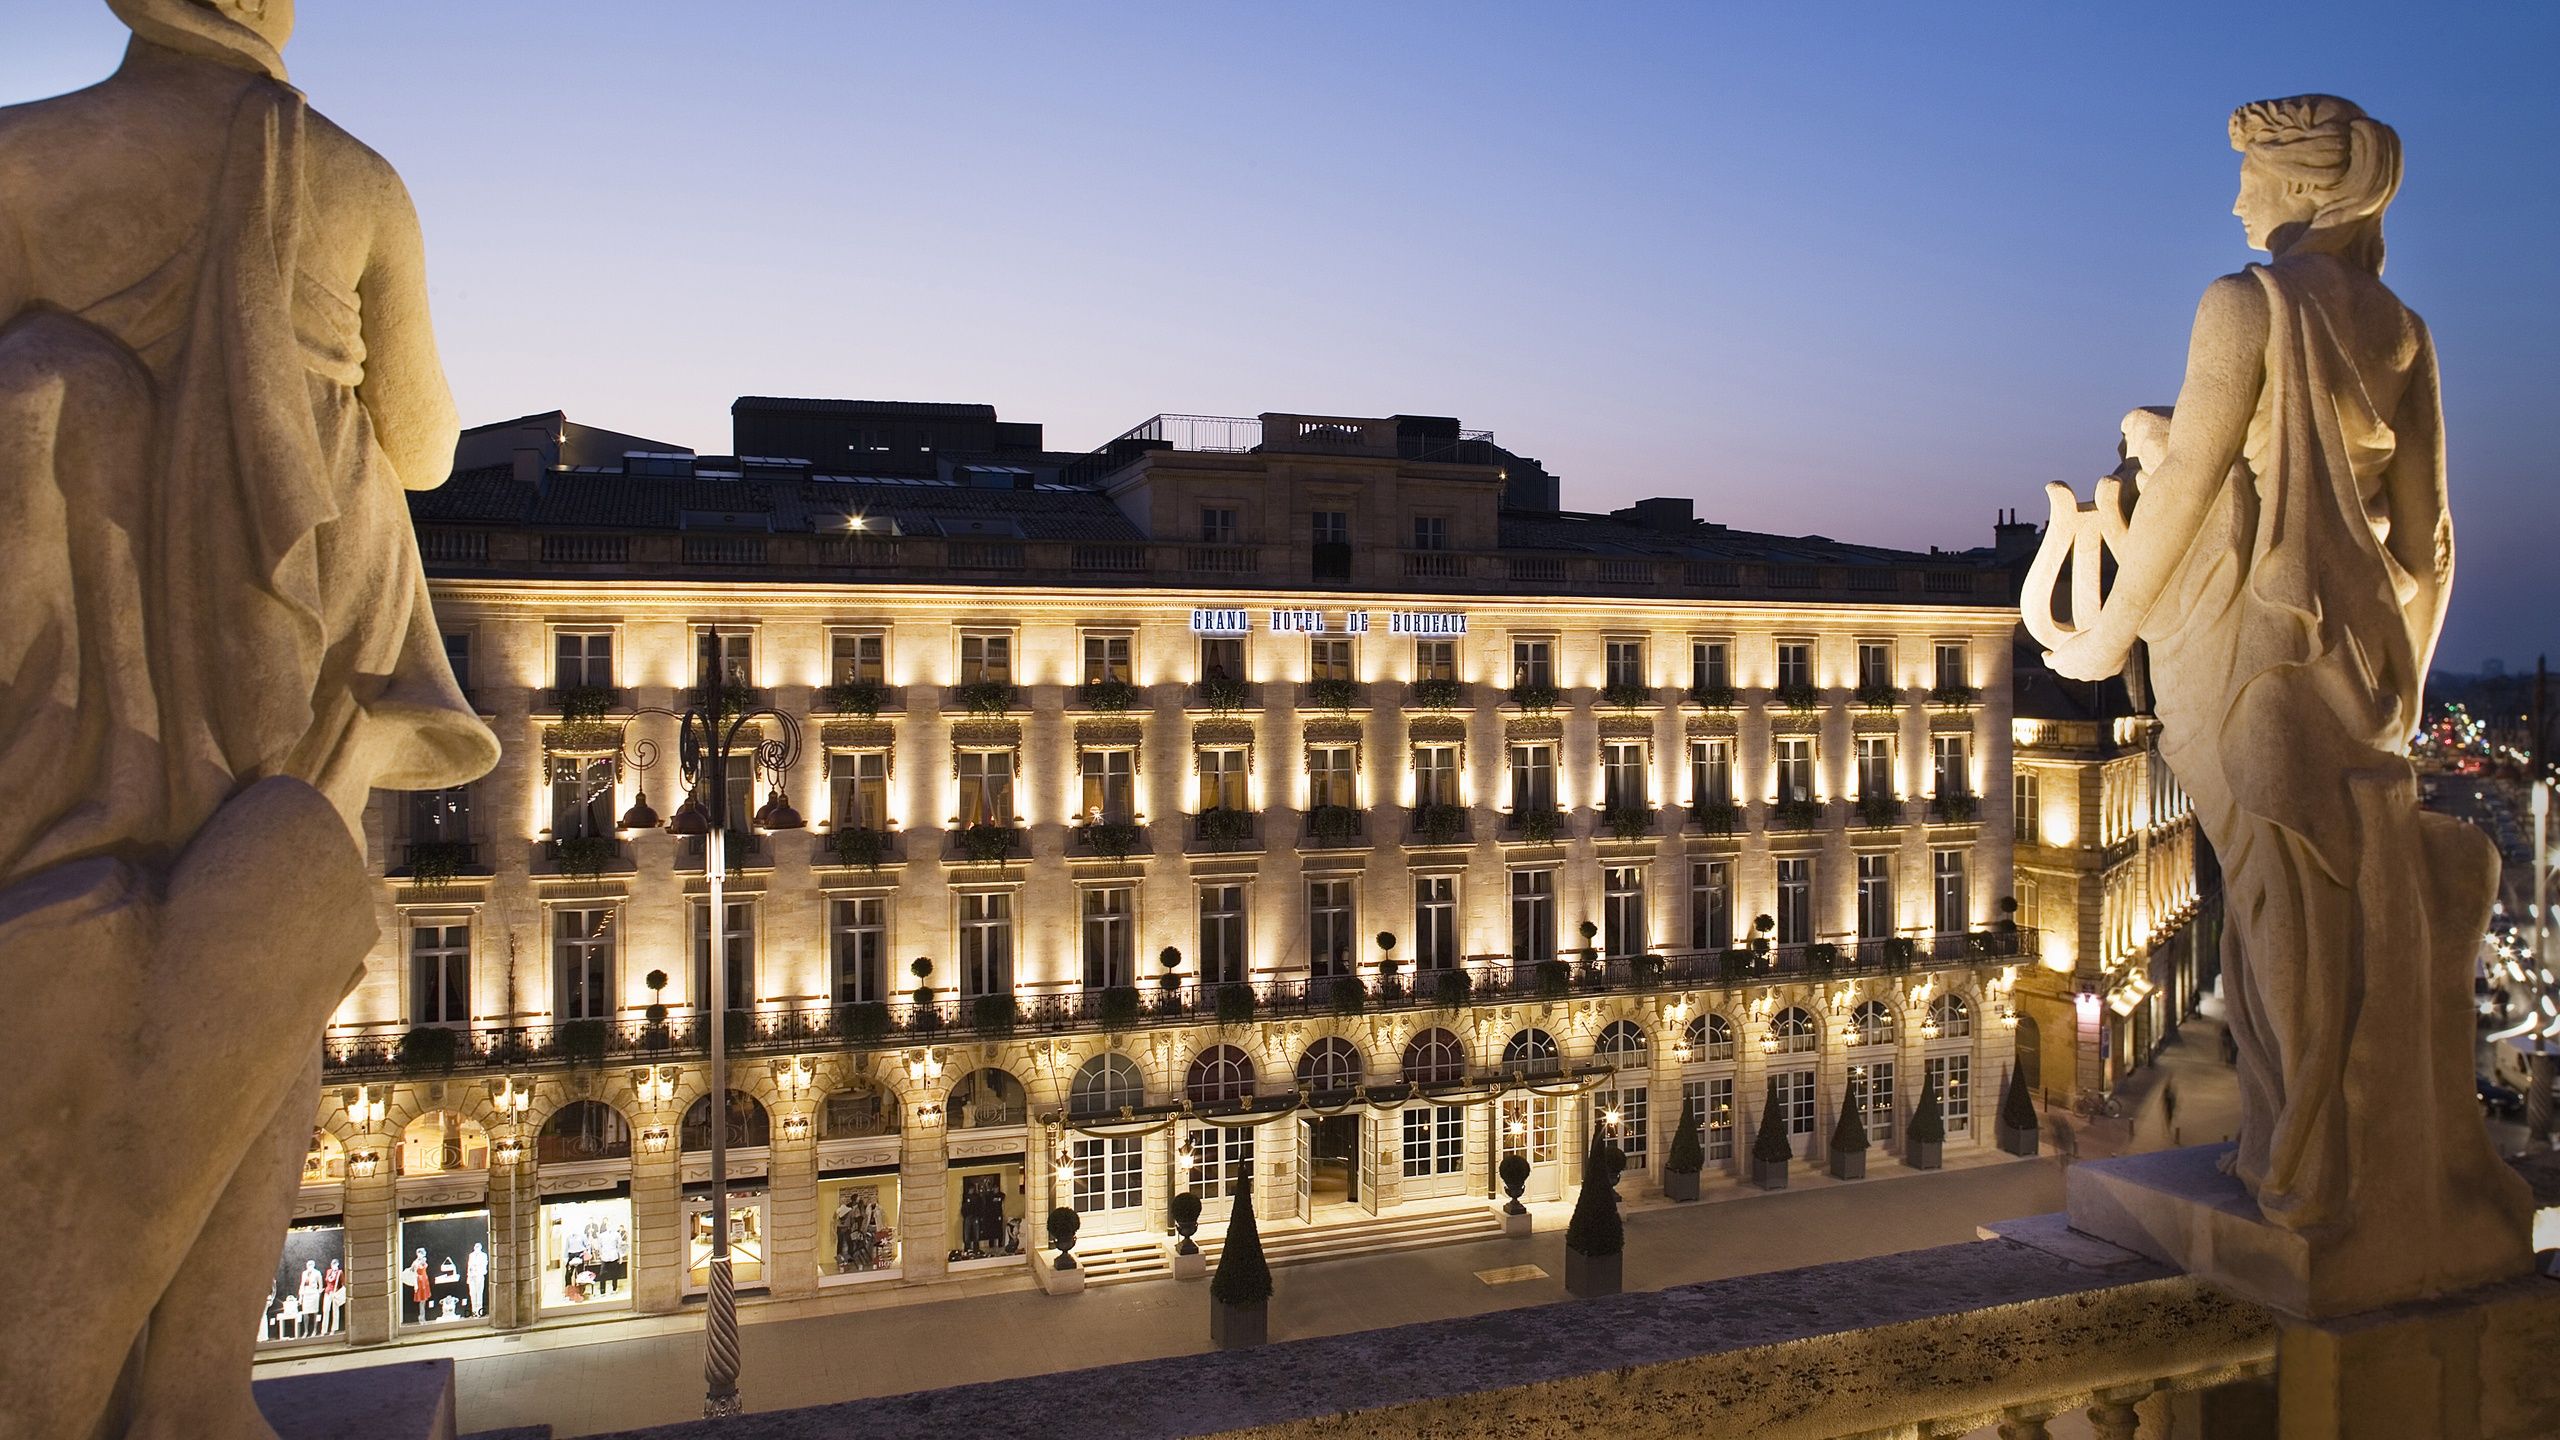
xmin=302 ymin=1129 xmax=345 ymax=1185
xmin=948 ymin=1068 xmax=1026 ymax=1128
xmin=947 ymin=1162 xmax=1025 ymax=1262
xmin=258 ymin=1222 xmax=345 ymax=1344
xmin=397 ymin=1210 xmax=492 ymax=1327
xmin=683 ymin=1191 xmax=768 ymax=1291
xmin=398 ymin=1111 xmax=489 ymax=1175
xmin=538 ymin=1100 xmax=631 ymax=1164
xmin=817 ymin=1174 xmax=901 ymax=1276
xmin=539 ymin=1193 xmax=632 ymax=1310
xmin=820 ymin=1085 xmax=900 ymax=1139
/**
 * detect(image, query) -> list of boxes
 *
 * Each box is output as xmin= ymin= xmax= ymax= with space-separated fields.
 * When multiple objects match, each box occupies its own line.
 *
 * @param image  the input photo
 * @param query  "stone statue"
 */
xmin=0 ymin=3 xmax=496 ymax=1435
xmin=2025 ymin=96 xmax=2531 ymax=1309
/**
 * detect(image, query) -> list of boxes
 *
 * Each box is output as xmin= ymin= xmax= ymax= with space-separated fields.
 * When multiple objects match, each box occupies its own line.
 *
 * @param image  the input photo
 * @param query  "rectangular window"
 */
xmin=408 ymin=786 xmax=471 ymax=844
xmin=550 ymin=758 xmax=615 ymax=841
xmin=1509 ymin=869 xmax=1555 ymax=964
xmin=1776 ymin=857 xmax=1813 ymax=945
xmin=956 ymin=750 xmax=1014 ymax=827
xmin=1857 ymin=641 xmax=1891 ymax=692
xmin=1934 ymin=850 xmax=1970 ymax=935
xmin=1856 ymin=736 xmax=1894 ymax=799
xmin=1602 ymin=741 xmax=1646 ymax=812
xmin=1682 ymin=1078 xmax=1737 ymax=1163
xmin=1079 ymin=748 xmax=1134 ymax=825
xmin=1080 ymin=886 xmax=1134 ymax=990
xmin=1071 ymin=1134 xmax=1143 ymax=1212
xmin=1508 ymin=742 xmax=1556 ymax=814
xmin=1689 ymin=738 xmax=1732 ymax=807
xmin=1599 ymin=1085 xmax=1649 ymax=1170
xmin=1411 ymin=515 xmax=1447 ymax=551
xmin=1690 ymin=639 xmax=1731 ymax=692
xmin=1933 ymin=734 xmax=1971 ymax=798
xmin=1603 ymin=867 xmax=1645 ymax=959
xmin=958 ymin=632 xmax=1012 ymax=684
xmin=1775 ymin=641 xmax=1813 ymax=691
xmin=1308 ymin=879 xmax=1356 ymax=978
xmin=1308 ymin=636 xmax=1355 ymax=682
xmin=1510 ymin=637 xmax=1554 ymax=689
xmin=1198 ymin=749 xmax=1248 ymax=813
xmin=1081 ymin=632 xmax=1132 ymax=685
xmin=410 ymin=922 xmax=470 ymax=1026
xmin=1401 ymin=1106 xmax=1465 ymax=1176
xmin=1775 ymin=736 xmax=1815 ymax=804
xmin=829 ymin=630 xmax=886 ymax=685
xmin=1187 ymin=1125 xmax=1254 ymax=1199
xmin=959 ymin=892 xmax=1013 ymax=997
xmin=554 ymin=630 xmax=613 ymax=689
xmin=1414 ymin=639 xmax=1457 ymax=682
xmin=691 ymin=899 xmax=755 ymax=1011
xmin=1312 ymin=510 xmax=1350 ymax=546
xmin=1856 ymin=854 xmax=1894 ymax=939
xmin=443 ymin=631 xmax=472 ymax=691
xmin=1777 ymin=1068 xmax=1817 ymax=1141
xmin=2014 ymin=772 xmax=2042 ymax=844
xmin=1934 ymin=641 xmax=1970 ymax=693
xmin=1414 ymin=875 xmax=1458 ymax=969
xmin=1926 ymin=1054 xmax=1972 ymax=1136
xmin=1605 ymin=638 xmax=1646 ymax=690
xmin=1689 ymin=860 xmax=1734 ymax=950
xmin=1857 ymin=1060 xmax=1897 ymax=1143
xmin=695 ymin=627 xmax=754 ymax=689
xmin=1412 ymin=745 xmax=1458 ymax=808
xmin=829 ymin=751 xmax=889 ymax=832
xmin=1200 ymin=507 xmax=1239 ymax=544
xmin=830 ymin=896 xmax=886 ymax=1003
xmin=1198 ymin=636 xmax=1244 ymax=684
xmin=1307 ymin=746 xmax=1357 ymax=810
xmin=1199 ymin=885 xmax=1247 ymax=985
xmin=554 ymin=908 xmax=613 ymax=1022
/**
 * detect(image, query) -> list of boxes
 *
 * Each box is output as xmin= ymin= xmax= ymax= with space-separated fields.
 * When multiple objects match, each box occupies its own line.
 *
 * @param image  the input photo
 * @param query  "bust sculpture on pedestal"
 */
xmin=0 ymin=3 xmax=496 ymax=1436
xmin=2025 ymin=95 xmax=2532 ymax=1317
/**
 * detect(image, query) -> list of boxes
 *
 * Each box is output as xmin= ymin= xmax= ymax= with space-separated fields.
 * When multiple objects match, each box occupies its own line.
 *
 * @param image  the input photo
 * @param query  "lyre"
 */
xmin=2020 ymin=469 xmax=2140 ymax=652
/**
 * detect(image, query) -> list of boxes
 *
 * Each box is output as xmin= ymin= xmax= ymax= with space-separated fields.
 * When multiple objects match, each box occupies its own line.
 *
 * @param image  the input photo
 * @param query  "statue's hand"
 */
xmin=2045 ymin=614 xmax=2139 ymax=683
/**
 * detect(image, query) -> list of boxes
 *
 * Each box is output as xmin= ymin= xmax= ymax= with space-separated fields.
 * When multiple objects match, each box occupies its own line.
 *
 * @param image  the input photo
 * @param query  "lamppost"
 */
xmin=609 ymin=641 xmax=802 ymax=1418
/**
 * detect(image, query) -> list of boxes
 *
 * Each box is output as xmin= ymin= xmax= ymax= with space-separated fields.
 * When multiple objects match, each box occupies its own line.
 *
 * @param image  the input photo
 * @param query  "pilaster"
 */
xmin=629 ymin=1141 xmax=682 ymax=1313
xmin=342 ymin=1152 xmax=395 ymax=1346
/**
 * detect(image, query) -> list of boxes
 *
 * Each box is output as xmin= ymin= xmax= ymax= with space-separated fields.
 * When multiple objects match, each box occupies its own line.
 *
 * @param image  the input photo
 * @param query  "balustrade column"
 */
xmin=2086 ymin=1399 xmax=2141 ymax=1440
xmin=1996 ymin=1415 xmax=2054 ymax=1440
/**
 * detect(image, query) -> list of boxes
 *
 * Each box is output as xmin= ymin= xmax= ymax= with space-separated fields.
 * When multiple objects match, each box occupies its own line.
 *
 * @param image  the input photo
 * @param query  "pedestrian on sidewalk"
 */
xmin=2162 ymin=1080 xmax=2179 ymax=1142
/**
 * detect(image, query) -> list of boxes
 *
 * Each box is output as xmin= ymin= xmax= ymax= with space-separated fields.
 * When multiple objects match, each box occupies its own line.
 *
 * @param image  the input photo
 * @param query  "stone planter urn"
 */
xmin=1829 ymin=1148 xmax=1866 ymax=1181
xmin=1907 ymin=1139 xmax=1943 ymax=1171
xmin=1750 ymin=1157 xmax=1790 ymax=1190
xmin=1564 ymin=1247 xmax=1622 ymax=1299
xmin=1210 ymin=1298 xmax=1266 ymax=1349
xmin=1662 ymin=1168 xmax=1701 ymax=1202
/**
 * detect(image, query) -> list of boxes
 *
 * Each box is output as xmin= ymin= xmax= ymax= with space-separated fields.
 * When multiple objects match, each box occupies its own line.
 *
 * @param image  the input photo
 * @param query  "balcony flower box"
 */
xmin=554 ymin=684 xmax=619 ymax=722
xmin=1304 ymin=677 xmax=1363 ymax=711
xmin=1076 ymin=678 xmax=1138 ymax=713
xmin=1432 ymin=968 xmax=1473 ymax=1009
xmin=1770 ymin=798 xmax=1826 ymax=831
xmin=827 ymin=826 xmax=893 ymax=871
xmin=836 ymin=1001 xmax=892 ymax=1048
xmin=1214 ymin=984 xmax=1257 ymax=1027
xmin=1772 ymin=682 xmax=1822 ymax=712
xmin=1690 ymin=799 xmax=1741 ymax=835
xmin=1411 ymin=803 xmax=1468 ymax=847
xmin=1410 ymin=677 xmax=1466 ymax=710
xmin=819 ymin=680 xmax=886 ymax=717
xmin=1929 ymin=793 xmax=1980 ymax=824
xmin=1508 ymin=680 xmax=1561 ymax=712
xmin=971 ymin=993 xmax=1018 ymax=1038
xmin=552 ymin=835 xmax=618 ymax=878
xmin=1327 ymin=976 xmax=1366 ymax=1016
xmin=396 ymin=1025 xmax=460 ymax=1077
xmin=1195 ymin=673 xmax=1251 ymax=713
xmin=955 ymin=680 xmax=1018 ymax=715
xmin=1687 ymin=683 xmax=1738 ymax=710
xmin=1098 ymin=985 xmax=1143 ymax=1030
xmin=1602 ymin=805 xmax=1651 ymax=841
xmin=403 ymin=839 xmax=475 ymax=888
xmin=1927 ymin=684 xmax=1980 ymax=708
xmin=1075 ymin=820 xmax=1143 ymax=861
xmin=956 ymin=824 xmax=1021 ymax=865
xmin=1854 ymin=681 xmax=1901 ymax=710
xmin=1194 ymin=808 xmax=1255 ymax=851
xmin=1306 ymin=805 xmax=1363 ymax=847
xmin=1855 ymin=793 xmax=1902 ymax=829
xmin=1599 ymin=681 xmax=1651 ymax=709
xmin=1513 ymin=808 xmax=1561 ymax=845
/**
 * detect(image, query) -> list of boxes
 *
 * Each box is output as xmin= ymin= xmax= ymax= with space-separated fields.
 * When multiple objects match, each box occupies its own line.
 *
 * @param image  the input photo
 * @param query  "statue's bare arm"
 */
xmin=0 ymin=195 xmax=27 ymax=326
xmin=2045 ymin=272 xmax=2266 ymax=681
xmin=2383 ymin=333 xmax=2451 ymax=676
xmin=352 ymin=164 xmax=460 ymax=491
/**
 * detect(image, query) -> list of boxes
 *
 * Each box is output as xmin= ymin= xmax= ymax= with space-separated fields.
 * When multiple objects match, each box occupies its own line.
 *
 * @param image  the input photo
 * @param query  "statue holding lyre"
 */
xmin=2025 ymin=95 xmax=2529 ymax=1311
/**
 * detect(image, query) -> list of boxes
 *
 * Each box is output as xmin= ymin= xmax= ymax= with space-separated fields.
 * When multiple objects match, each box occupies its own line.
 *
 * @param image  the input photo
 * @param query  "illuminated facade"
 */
xmin=2008 ymin=651 xmax=2210 ymax=1107
xmin=275 ymin=407 xmax=2031 ymax=1349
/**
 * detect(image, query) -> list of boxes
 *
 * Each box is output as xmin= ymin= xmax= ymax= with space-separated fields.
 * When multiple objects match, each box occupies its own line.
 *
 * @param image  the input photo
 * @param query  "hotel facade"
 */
xmin=271 ymin=403 xmax=2034 ymax=1350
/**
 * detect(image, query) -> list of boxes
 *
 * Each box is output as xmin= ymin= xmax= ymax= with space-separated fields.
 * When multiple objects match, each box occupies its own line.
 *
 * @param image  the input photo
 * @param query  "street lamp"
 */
xmin=606 ymin=639 xmax=803 ymax=1419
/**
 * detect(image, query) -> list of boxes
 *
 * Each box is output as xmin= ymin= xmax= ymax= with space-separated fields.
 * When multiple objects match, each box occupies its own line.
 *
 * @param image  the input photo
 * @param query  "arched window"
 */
xmin=538 ymin=1099 xmax=631 ymax=1163
xmin=1928 ymin=992 xmax=1972 ymax=1039
xmin=303 ymin=1129 xmax=346 ymax=1184
xmin=1850 ymin=999 xmax=1897 ymax=1048
xmin=948 ymin=1068 xmax=1025 ymax=1128
xmin=1500 ymin=1028 xmax=1560 ymax=1078
xmin=1070 ymin=1053 xmax=1146 ymax=1119
xmin=1595 ymin=1020 xmax=1648 ymax=1065
xmin=397 ymin=1111 xmax=489 ymax=1175
xmin=1770 ymin=1006 xmax=1819 ymax=1054
xmin=1296 ymin=1036 xmax=1365 ymax=1095
xmin=681 ymin=1090 xmax=769 ymax=1152
xmin=1402 ymin=1028 xmax=1467 ymax=1085
xmin=1186 ymin=1045 xmax=1257 ymax=1107
xmin=820 ymin=1084 xmax=900 ymax=1139
xmin=1684 ymin=1013 xmax=1736 ymax=1062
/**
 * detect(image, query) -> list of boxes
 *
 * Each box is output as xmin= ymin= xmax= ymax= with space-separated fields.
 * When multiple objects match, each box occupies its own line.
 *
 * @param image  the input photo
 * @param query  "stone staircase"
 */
xmin=1072 ymin=1236 xmax=1175 ymax=1288
xmin=1197 ymin=1203 xmax=1505 ymax=1271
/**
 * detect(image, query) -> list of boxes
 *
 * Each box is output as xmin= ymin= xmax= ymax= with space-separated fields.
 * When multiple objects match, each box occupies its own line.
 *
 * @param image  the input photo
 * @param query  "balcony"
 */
xmin=1071 ymin=678 xmax=1142 ymax=714
xmin=1854 ymin=793 xmax=1905 ymax=829
xmin=1183 ymin=545 xmax=1260 ymax=576
xmin=947 ymin=824 xmax=1024 ymax=866
xmin=815 ymin=680 xmax=898 ymax=717
xmin=1189 ymin=809 xmax=1260 ymax=854
xmin=1506 ymin=681 xmax=1561 ymax=712
xmin=682 ymin=684 xmax=771 ymax=718
xmin=1928 ymin=792 xmax=1981 ymax=824
xmin=1303 ymin=806 xmax=1366 ymax=849
xmin=1298 ymin=678 xmax=1367 ymax=711
xmin=1689 ymin=799 xmax=1742 ymax=836
xmin=391 ymin=840 xmax=483 ymax=884
xmin=1071 ymin=820 xmax=1147 ymax=861
xmin=681 ymin=831 xmax=766 ymax=868
xmin=948 ymin=680 xmax=1020 ymax=715
xmin=1599 ymin=804 xmax=1654 ymax=841
xmin=1503 ymin=808 xmax=1564 ymax=845
xmin=1771 ymin=682 xmax=1823 ymax=713
xmin=1190 ymin=675 xmax=1256 ymax=712
xmin=1408 ymin=677 xmax=1468 ymax=710
xmin=1401 ymin=550 xmax=1470 ymax=580
xmin=540 ymin=835 xmax=628 ymax=878
xmin=1598 ymin=681 xmax=1652 ymax=709
xmin=1854 ymin=682 xmax=1903 ymax=710
xmin=1686 ymin=683 xmax=1738 ymax=711
xmin=1928 ymin=683 xmax=1982 ymax=708
xmin=816 ymin=827 xmax=901 ymax=871
xmin=1768 ymin=798 xmax=1829 ymax=831
xmin=539 ymin=685 xmax=631 ymax=719
xmin=1408 ymin=803 xmax=1470 ymax=847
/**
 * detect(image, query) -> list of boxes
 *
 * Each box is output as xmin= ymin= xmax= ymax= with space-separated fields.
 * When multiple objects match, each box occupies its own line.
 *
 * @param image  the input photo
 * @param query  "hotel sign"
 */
xmin=1189 ymin=607 xmax=1469 ymax=636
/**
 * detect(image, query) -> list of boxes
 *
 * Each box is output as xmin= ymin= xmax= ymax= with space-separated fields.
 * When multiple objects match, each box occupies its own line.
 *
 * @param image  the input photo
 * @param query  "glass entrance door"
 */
xmin=1498 ymin=1095 xmax=1562 ymax=1201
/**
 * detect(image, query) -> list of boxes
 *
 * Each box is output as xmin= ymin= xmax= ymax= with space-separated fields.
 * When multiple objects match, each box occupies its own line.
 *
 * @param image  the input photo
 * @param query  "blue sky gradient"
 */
xmin=8 ymin=2 xmax=2554 ymax=668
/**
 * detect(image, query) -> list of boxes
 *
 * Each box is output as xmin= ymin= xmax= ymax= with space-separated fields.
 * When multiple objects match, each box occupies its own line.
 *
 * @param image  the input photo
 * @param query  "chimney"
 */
xmin=512 ymin=447 xmax=543 ymax=490
xmin=1993 ymin=506 xmax=2039 ymax=562
xmin=1613 ymin=497 xmax=1695 ymax=532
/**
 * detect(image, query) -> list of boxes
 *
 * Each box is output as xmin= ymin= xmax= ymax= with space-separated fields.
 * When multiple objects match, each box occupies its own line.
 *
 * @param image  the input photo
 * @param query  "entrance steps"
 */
xmin=1198 ymin=1203 xmax=1504 ymax=1271
xmin=1072 ymin=1236 xmax=1174 ymax=1288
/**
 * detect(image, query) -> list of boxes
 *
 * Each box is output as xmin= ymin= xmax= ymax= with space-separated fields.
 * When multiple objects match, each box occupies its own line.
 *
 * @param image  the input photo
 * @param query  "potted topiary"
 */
xmin=1374 ymin=931 xmax=1401 ymax=999
xmin=1751 ymin=913 xmax=1776 ymax=957
xmin=1043 ymin=1206 xmax=1085 ymax=1294
xmin=1209 ymin=1180 xmax=1271 ymax=1348
xmin=1498 ymin=1151 xmax=1533 ymax=1236
xmin=1170 ymin=1190 xmax=1206 ymax=1280
xmin=1829 ymin=1081 xmax=1870 ymax=1180
xmin=1997 ymin=1064 xmax=2040 ymax=1156
xmin=396 ymin=1025 xmax=460 ymax=1077
xmin=1749 ymin=1075 xmax=1793 ymax=1189
xmin=1158 ymin=946 xmax=1186 ymax=1015
xmin=1907 ymin=1073 xmax=1946 ymax=1170
xmin=1563 ymin=1134 xmax=1626 ymax=1298
xmin=1215 ymin=983 xmax=1256 ymax=1027
xmin=1434 ymin=967 xmax=1473 ymax=1010
xmin=1661 ymin=1103 xmax=1705 ymax=1202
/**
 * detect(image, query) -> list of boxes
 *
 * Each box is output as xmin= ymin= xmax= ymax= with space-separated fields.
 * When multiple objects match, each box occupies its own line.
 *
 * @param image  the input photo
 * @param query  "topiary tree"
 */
xmin=1910 ymin=1074 xmax=1946 ymax=1146
xmin=1664 ymin=1103 xmax=1704 ymax=1175
xmin=2001 ymin=1062 xmax=2037 ymax=1131
xmin=1498 ymin=1152 xmax=1531 ymax=1215
xmin=1752 ymin=1076 xmax=1794 ymax=1165
xmin=1564 ymin=1133 xmax=1626 ymax=1258
xmin=1211 ymin=1180 xmax=1272 ymax=1307
xmin=1832 ymin=1082 xmax=1870 ymax=1155
xmin=1170 ymin=1191 xmax=1203 ymax=1256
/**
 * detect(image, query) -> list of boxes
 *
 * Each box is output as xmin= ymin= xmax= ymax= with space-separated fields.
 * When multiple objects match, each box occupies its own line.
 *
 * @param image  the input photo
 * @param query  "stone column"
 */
xmin=342 ymin=1152 xmax=395 ymax=1346
xmin=1897 ymin=1002 xmax=1927 ymax=1152
xmin=2085 ymin=1399 xmax=2140 ymax=1440
xmin=1147 ymin=1123 xmax=1175 ymax=1234
xmin=899 ymin=1117 xmax=949 ymax=1283
xmin=765 ymin=1109 xmax=819 ymax=1300
xmin=629 ymin=1136 xmax=682 ymax=1313
xmin=1735 ymin=1016 xmax=1768 ymax=1167
xmin=1970 ymin=984 xmax=1995 ymax=1152
xmin=491 ymin=1151 xmax=536 ymax=1329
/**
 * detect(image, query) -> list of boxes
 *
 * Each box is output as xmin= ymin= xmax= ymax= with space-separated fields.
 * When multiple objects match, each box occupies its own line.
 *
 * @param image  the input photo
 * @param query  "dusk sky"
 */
xmin=10 ymin=2 xmax=2555 ymax=670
